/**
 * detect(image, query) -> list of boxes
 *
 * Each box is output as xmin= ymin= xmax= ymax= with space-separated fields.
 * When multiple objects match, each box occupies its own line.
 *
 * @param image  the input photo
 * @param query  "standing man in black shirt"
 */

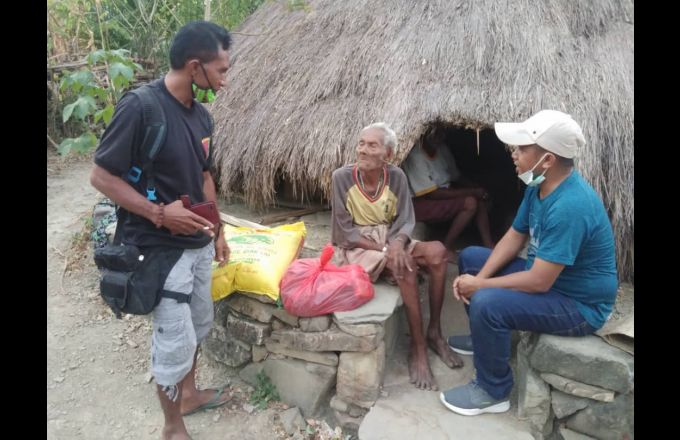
xmin=90 ymin=21 xmax=232 ymax=439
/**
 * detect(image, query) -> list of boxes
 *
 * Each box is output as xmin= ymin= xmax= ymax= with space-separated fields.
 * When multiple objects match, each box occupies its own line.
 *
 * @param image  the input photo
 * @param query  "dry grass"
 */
xmin=211 ymin=0 xmax=634 ymax=281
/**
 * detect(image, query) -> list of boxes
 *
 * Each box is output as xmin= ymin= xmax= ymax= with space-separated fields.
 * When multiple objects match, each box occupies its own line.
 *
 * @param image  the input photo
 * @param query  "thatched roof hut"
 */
xmin=211 ymin=0 xmax=634 ymax=282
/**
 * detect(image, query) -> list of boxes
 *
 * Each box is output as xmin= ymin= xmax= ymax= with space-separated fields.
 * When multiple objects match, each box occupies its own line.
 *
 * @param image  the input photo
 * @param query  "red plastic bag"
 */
xmin=280 ymin=243 xmax=374 ymax=317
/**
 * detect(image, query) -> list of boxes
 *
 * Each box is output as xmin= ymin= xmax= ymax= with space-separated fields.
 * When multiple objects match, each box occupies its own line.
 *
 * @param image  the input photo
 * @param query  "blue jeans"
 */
xmin=459 ymin=246 xmax=596 ymax=400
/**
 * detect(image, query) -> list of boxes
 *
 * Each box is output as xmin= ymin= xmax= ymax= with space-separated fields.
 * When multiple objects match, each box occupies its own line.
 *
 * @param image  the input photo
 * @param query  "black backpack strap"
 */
xmin=205 ymin=111 xmax=215 ymax=164
xmin=125 ymin=85 xmax=167 ymax=202
xmin=112 ymin=207 xmax=126 ymax=245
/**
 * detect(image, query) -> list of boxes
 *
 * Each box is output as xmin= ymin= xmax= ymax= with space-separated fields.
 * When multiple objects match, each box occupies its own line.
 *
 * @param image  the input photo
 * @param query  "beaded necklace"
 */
xmin=358 ymin=168 xmax=384 ymax=198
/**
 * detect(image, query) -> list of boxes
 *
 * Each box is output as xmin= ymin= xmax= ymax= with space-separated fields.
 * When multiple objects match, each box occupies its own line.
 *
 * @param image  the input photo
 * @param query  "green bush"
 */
xmin=57 ymin=48 xmax=142 ymax=155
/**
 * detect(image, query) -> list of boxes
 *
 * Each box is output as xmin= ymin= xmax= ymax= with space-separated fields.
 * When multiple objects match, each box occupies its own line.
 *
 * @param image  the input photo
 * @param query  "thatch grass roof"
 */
xmin=211 ymin=0 xmax=634 ymax=282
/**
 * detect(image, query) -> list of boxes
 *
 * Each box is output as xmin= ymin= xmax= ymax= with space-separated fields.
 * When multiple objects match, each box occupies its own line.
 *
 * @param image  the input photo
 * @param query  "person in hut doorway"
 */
xmin=331 ymin=122 xmax=464 ymax=391
xmin=90 ymin=21 xmax=233 ymax=439
xmin=440 ymin=110 xmax=618 ymax=416
xmin=402 ymin=128 xmax=495 ymax=263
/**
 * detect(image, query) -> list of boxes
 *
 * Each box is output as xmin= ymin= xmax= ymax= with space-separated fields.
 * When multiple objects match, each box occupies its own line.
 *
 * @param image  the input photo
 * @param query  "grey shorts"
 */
xmin=151 ymin=242 xmax=215 ymax=387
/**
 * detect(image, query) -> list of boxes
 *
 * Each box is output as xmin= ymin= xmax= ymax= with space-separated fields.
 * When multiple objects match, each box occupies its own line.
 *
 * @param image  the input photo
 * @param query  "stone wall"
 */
xmin=204 ymin=283 xmax=403 ymax=428
xmin=516 ymin=332 xmax=634 ymax=440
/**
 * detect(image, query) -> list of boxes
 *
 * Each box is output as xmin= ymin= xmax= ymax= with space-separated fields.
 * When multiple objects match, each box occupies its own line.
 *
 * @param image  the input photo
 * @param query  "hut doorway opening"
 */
xmin=407 ymin=123 xmax=524 ymax=248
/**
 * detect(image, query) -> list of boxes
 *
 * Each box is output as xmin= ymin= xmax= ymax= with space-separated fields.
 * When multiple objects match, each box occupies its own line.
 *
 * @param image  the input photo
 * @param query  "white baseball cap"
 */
xmin=494 ymin=110 xmax=585 ymax=159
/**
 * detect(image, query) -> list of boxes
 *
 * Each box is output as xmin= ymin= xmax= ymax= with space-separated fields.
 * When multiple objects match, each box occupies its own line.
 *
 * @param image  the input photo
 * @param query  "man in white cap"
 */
xmin=439 ymin=110 xmax=618 ymax=416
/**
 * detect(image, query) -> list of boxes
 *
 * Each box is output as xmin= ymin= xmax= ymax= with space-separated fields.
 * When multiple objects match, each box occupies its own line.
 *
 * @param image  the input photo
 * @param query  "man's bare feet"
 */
xmin=162 ymin=426 xmax=193 ymax=440
xmin=180 ymin=387 xmax=231 ymax=416
xmin=408 ymin=345 xmax=438 ymax=391
xmin=427 ymin=333 xmax=464 ymax=369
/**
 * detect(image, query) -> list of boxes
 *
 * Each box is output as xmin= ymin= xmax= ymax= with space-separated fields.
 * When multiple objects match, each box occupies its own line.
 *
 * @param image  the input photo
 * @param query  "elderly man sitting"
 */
xmin=331 ymin=122 xmax=463 ymax=390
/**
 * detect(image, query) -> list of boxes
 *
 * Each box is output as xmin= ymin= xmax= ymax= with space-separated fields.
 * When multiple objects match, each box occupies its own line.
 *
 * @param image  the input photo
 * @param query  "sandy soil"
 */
xmin=46 ymin=151 xmax=340 ymax=440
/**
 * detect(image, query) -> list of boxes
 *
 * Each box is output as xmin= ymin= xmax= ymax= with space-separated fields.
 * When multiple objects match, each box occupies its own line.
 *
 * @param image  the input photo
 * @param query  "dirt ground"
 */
xmin=46 ymin=151 xmax=342 ymax=440
xmin=46 ymin=150 xmax=633 ymax=439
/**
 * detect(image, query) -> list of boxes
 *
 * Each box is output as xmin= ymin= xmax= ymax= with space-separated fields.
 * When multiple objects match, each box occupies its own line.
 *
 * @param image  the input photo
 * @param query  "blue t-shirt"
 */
xmin=512 ymin=170 xmax=618 ymax=329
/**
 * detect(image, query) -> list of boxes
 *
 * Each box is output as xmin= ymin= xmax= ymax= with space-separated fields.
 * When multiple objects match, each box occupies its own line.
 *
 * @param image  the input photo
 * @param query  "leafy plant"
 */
xmin=250 ymin=371 xmax=280 ymax=410
xmin=47 ymin=0 xmax=271 ymax=152
xmin=57 ymin=48 xmax=142 ymax=155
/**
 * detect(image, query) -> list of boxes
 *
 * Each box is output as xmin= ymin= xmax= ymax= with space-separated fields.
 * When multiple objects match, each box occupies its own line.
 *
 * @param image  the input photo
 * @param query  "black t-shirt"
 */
xmin=94 ymin=78 xmax=214 ymax=249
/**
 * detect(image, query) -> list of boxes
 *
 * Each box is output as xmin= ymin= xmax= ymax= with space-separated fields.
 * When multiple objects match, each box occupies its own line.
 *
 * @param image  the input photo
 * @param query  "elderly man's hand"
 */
xmin=386 ymin=243 xmax=412 ymax=279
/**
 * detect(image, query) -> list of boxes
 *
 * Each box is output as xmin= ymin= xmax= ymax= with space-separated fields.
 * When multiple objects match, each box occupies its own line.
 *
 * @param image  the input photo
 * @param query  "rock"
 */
xmin=270 ymin=327 xmax=382 ymax=353
xmin=330 ymin=395 xmax=348 ymax=413
xmin=299 ymin=316 xmax=331 ymax=332
xmin=263 ymin=358 xmax=336 ymax=417
xmin=226 ymin=313 xmax=271 ymax=345
xmin=565 ymin=392 xmax=634 ymax=440
xmin=541 ymin=373 xmax=616 ymax=403
xmin=271 ymin=319 xmax=287 ymax=331
xmin=265 ymin=340 xmax=338 ymax=366
xmin=348 ymin=404 xmax=368 ymax=417
xmin=54 ymin=376 xmax=65 ymax=383
xmin=226 ymin=295 xmax=277 ymax=323
xmin=333 ymin=320 xmax=382 ymax=337
xmin=239 ymin=363 xmax=265 ymax=387
xmin=558 ymin=426 xmax=597 ymax=440
xmin=333 ymin=410 xmax=363 ymax=431
xmin=516 ymin=337 xmax=552 ymax=438
xmin=551 ymin=389 xmax=591 ymax=419
xmin=252 ymin=344 xmax=269 ymax=362
xmin=336 ymin=341 xmax=385 ymax=409
xmin=242 ymin=403 xmax=256 ymax=414
xmin=382 ymin=311 xmax=400 ymax=358
xmin=213 ymin=299 xmax=232 ymax=326
xmin=272 ymin=308 xmax=299 ymax=327
xmin=144 ymin=373 xmax=154 ymax=384
xmin=203 ymin=324 xmax=251 ymax=367
xmin=529 ymin=334 xmax=634 ymax=394
xmin=212 ymin=413 xmax=221 ymax=422
xmin=333 ymin=283 xmax=403 ymax=325
xmin=240 ymin=291 xmax=277 ymax=304
xmin=280 ymin=407 xmax=306 ymax=434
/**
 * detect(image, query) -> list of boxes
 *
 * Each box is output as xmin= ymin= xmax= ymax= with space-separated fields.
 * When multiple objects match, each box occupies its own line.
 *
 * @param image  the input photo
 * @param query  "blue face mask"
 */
xmin=518 ymin=153 xmax=549 ymax=187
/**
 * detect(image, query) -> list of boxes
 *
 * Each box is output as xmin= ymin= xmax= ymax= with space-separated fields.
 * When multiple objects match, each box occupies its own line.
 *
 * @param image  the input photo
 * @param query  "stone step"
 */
xmin=529 ymin=334 xmax=634 ymax=394
xmin=263 ymin=358 xmax=336 ymax=417
xmin=334 ymin=282 xmax=403 ymax=325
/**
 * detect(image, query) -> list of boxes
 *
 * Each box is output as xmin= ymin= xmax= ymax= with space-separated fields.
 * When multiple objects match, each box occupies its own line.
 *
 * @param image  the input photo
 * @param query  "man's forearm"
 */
xmin=203 ymin=171 xmax=217 ymax=203
xmin=477 ymin=228 xmax=527 ymax=278
xmin=478 ymin=270 xmax=548 ymax=293
xmin=355 ymin=237 xmax=384 ymax=252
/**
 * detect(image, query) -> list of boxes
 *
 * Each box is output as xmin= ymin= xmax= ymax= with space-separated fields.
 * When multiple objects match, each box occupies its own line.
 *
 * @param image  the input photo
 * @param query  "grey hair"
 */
xmin=361 ymin=122 xmax=397 ymax=152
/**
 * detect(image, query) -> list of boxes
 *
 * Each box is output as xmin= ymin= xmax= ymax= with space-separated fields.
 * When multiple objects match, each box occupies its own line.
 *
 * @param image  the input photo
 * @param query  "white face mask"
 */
xmin=518 ymin=153 xmax=549 ymax=187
